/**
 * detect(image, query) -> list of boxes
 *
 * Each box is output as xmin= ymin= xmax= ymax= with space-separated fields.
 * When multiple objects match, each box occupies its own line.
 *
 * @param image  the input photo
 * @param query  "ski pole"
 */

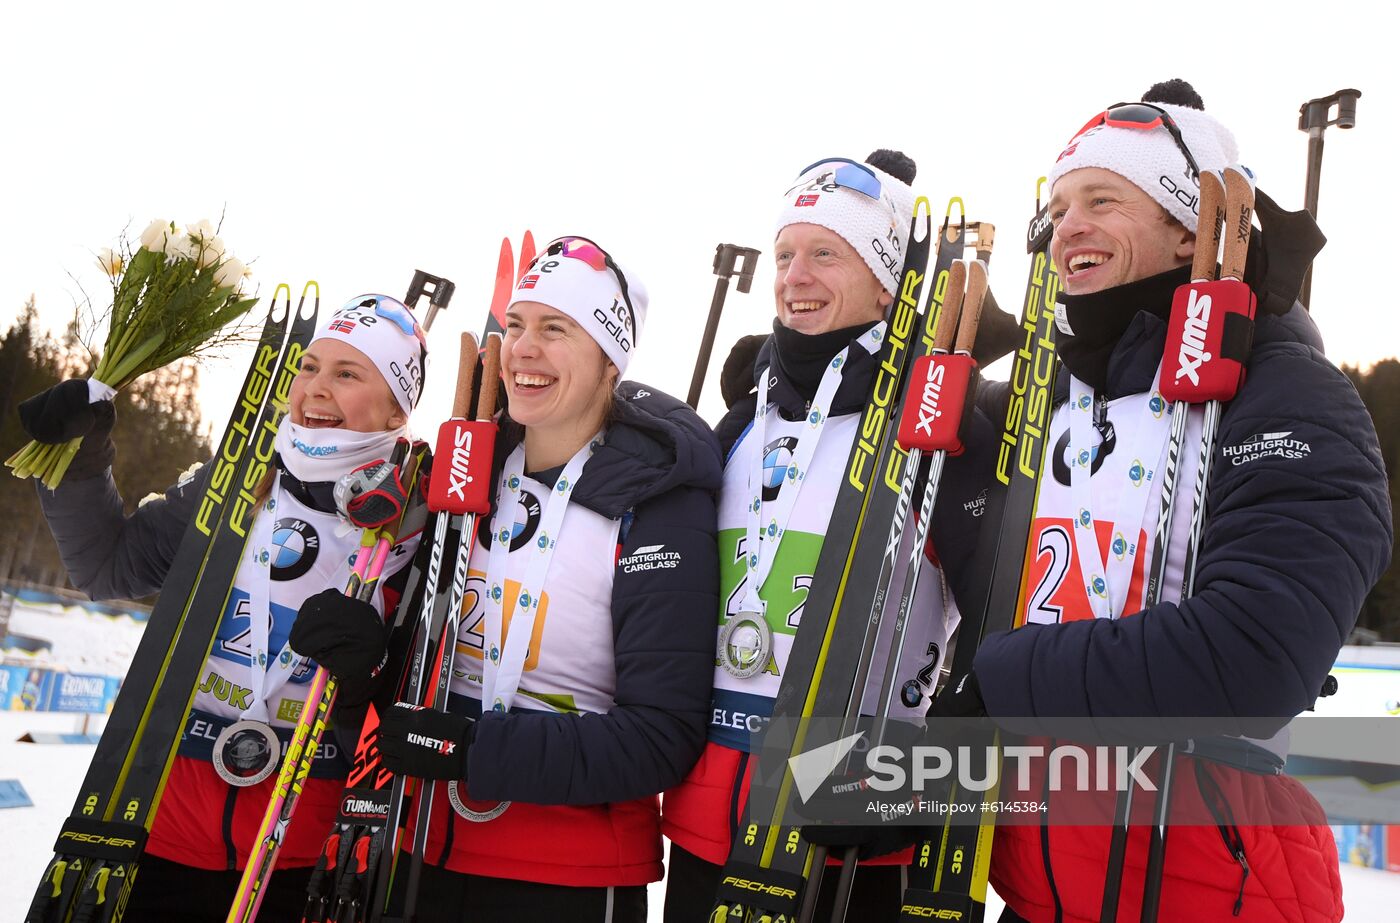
xmin=395 ymin=333 xmax=501 ymax=923
xmin=1097 ymin=167 xmax=1228 ymax=922
xmin=896 ymin=179 xmax=1063 ymax=923
xmin=230 ymin=440 xmax=420 ymax=923
xmin=686 ymin=243 xmax=761 ymax=409
xmin=1139 ymin=165 xmax=1257 ymax=923
xmin=825 ymin=259 xmax=990 ymax=923
xmin=1297 ymin=89 xmax=1359 ymax=309
xmin=299 ymin=275 xmax=459 ymax=923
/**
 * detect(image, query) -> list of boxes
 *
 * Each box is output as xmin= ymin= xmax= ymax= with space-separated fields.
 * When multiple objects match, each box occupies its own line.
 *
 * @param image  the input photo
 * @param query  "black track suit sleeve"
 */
xmin=467 ymin=482 xmax=720 ymax=805
xmin=972 ymin=343 xmax=1393 ymax=738
xmin=36 ymin=463 xmax=207 ymax=601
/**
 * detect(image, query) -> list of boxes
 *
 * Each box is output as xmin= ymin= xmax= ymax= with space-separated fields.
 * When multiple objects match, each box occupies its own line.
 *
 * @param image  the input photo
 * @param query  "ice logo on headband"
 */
xmin=334 ymin=295 xmax=427 ymax=346
xmin=330 ymin=294 xmax=427 ymax=409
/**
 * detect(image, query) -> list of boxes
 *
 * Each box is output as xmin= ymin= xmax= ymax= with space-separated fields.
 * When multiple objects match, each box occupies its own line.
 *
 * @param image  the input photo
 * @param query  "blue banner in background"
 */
xmin=0 ymin=665 xmax=120 ymax=713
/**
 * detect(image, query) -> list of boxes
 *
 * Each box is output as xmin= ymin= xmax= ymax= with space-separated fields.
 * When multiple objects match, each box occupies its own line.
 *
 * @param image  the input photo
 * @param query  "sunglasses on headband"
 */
xmin=1071 ymin=102 xmax=1201 ymax=180
xmin=796 ymin=157 xmax=883 ymax=201
xmin=528 ymin=236 xmax=639 ymax=347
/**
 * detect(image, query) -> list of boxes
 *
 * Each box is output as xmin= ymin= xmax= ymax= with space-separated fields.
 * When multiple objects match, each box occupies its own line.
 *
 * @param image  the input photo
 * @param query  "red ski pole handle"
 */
xmin=427 ymin=334 xmax=501 ymax=515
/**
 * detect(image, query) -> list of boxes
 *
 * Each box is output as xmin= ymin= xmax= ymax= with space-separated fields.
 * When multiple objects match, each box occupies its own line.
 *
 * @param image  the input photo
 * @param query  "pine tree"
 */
xmin=1344 ymin=359 xmax=1400 ymax=642
xmin=1 ymin=299 xmax=212 ymax=595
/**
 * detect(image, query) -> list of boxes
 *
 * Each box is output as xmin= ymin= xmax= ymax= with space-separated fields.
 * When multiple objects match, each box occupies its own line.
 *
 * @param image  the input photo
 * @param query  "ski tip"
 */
xmin=300 ymin=280 xmax=320 ymax=301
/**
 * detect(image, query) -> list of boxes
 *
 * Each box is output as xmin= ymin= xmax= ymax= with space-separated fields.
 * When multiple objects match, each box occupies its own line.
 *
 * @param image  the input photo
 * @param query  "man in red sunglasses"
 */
xmin=926 ymin=79 xmax=1389 ymax=923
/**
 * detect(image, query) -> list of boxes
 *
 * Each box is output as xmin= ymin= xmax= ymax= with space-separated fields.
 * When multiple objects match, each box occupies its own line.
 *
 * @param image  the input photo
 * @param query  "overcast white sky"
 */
xmin=3 ymin=1 xmax=1393 ymax=434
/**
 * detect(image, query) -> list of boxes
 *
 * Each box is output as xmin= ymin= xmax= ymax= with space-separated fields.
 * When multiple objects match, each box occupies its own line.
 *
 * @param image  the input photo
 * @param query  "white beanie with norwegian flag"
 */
xmin=774 ymin=149 xmax=917 ymax=297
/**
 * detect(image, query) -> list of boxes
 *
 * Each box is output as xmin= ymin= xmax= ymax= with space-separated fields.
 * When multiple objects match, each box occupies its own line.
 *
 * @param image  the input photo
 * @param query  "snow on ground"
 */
xmin=4 ymin=595 xmax=147 ymax=675
xmin=1 ymin=602 xmax=1395 ymax=920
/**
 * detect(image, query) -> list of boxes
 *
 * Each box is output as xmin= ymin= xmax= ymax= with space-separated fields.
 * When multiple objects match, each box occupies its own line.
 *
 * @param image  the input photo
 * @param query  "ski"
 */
xmin=394 ymin=333 xmax=501 ymax=923
xmin=307 ymin=264 xmax=506 ymax=923
xmin=898 ymin=183 xmax=1062 ymax=923
xmin=27 ymin=284 xmax=316 ymax=923
xmin=822 ymin=257 xmax=992 ymax=920
xmin=288 ymin=275 xmax=459 ymax=923
xmin=712 ymin=198 xmax=948 ymax=922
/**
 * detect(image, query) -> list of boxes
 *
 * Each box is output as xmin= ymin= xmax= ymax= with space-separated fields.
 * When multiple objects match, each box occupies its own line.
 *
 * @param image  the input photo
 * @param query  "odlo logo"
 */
xmin=448 ymin=426 xmax=474 ymax=502
xmin=1175 ymin=288 xmax=1214 ymax=385
xmin=914 ymin=361 xmax=946 ymax=438
xmin=593 ymin=298 xmax=633 ymax=353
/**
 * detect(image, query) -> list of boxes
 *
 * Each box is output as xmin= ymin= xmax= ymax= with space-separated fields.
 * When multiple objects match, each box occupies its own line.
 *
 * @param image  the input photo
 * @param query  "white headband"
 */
xmin=509 ymin=243 xmax=648 ymax=375
xmin=312 ymin=294 xmax=428 ymax=413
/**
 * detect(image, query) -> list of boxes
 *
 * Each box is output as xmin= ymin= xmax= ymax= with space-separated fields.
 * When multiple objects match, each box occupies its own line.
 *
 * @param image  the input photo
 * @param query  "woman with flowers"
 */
xmin=302 ymin=237 xmax=721 ymax=921
xmin=20 ymin=288 xmax=430 ymax=921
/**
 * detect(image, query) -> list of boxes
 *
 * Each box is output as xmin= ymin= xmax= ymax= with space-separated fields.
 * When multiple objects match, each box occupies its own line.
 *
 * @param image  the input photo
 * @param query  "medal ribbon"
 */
xmin=241 ymin=479 xmax=314 ymax=721
xmin=1066 ymin=368 xmax=1174 ymax=620
xmin=480 ymin=434 xmax=601 ymax=712
xmin=734 ymin=324 xmax=884 ymax=619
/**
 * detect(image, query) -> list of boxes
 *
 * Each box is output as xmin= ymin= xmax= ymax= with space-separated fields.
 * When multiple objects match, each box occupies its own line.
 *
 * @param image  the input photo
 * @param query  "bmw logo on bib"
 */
xmin=270 ymin=518 xmax=319 ymax=581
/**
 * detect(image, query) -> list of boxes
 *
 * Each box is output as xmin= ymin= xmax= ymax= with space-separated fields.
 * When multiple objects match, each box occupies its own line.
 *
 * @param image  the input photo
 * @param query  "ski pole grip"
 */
xmin=932 ymin=260 xmax=967 ymax=354
xmin=453 ymin=333 xmax=479 ymax=419
xmin=1221 ymin=165 xmax=1257 ymax=283
xmin=1162 ymin=279 xmax=1256 ymax=403
xmin=476 ymin=334 xmax=502 ymax=421
xmin=955 ymin=260 xmax=989 ymax=356
xmin=897 ymin=354 xmax=977 ymax=455
xmin=1193 ymin=172 xmax=1227 ymax=282
xmin=427 ymin=420 xmax=495 ymax=515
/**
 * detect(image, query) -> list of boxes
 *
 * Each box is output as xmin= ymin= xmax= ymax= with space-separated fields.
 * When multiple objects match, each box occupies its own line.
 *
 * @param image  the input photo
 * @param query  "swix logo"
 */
xmin=1174 ymin=288 xmax=1213 ymax=384
xmin=447 ymin=427 xmax=475 ymax=502
xmin=796 ymin=194 xmax=820 ymax=207
xmin=914 ymin=361 xmax=947 ymax=437
xmin=407 ymin=732 xmax=456 ymax=755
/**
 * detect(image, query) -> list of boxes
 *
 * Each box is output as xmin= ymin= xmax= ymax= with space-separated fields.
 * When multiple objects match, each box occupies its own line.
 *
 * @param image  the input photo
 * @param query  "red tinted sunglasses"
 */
xmin=528 ymin=236 xmax=639 ymax=346
xmin=1072 ymin=102 xmax=1201 ymax=180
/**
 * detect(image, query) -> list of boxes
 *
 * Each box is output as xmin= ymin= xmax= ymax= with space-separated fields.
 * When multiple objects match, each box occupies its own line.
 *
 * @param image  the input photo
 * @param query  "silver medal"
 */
xmin=718 ymin=610 xmax=773 ymax=679
xmin=212 ymin=719 xmax=282 ymax=788
xmin=447 ymin=780 xmax=511 ymax=822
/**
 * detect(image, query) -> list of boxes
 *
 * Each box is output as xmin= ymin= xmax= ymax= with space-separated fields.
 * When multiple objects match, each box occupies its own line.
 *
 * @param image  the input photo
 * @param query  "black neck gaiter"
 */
xmin=1055 ymin=266 xmax=1188 ymax=391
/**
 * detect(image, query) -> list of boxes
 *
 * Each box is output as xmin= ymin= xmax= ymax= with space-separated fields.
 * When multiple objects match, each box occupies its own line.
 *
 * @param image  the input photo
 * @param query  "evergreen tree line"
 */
xmin=0 ymin=298 xmax=1396 ymax=640
xmin=0 ymin=298 xmax=210 ymax=597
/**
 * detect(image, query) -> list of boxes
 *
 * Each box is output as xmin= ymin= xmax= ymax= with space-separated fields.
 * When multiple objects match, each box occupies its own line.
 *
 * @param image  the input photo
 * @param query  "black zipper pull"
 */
xmin=1232 ymin=848 xmax=1250 ymax=916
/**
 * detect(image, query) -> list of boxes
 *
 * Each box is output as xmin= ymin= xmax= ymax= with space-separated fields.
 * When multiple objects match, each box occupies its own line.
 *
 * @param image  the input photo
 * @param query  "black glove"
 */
xmin=927 ymin=670 xmax=987 ymax=720
xmin=18 ymin=379 xmax=117 ymax=480
xmin=800 ymin=822 xmax=922 ymax=862
xmin=720 ymin=334 xmax=768 ymax=408
xmin=377 ymin=702 xmax=474 ymax=780
xmin=19 ymin=379 xmax=105 ymax=443
xmin=289 ymin=588 xmax=389 ymax=707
